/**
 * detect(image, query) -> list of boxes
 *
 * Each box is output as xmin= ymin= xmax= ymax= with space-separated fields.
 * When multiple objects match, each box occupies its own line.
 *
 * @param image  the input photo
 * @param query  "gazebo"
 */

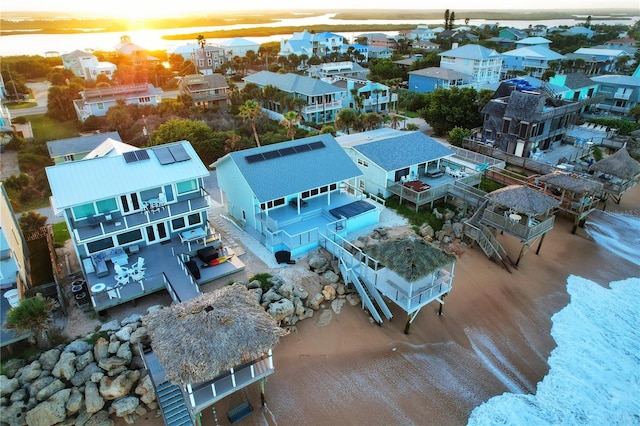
xmin=143 ymin=284 xmax=287 ymax=425
xmin=590 ymin=146 xmax=640 ymax=208
xmin=483 ymin=185 xmax=560 ymax=265
xmin=364 ymin=237 xmax=456 ymax=334
xmin=537 ymin=172 xmax=603 ymax=234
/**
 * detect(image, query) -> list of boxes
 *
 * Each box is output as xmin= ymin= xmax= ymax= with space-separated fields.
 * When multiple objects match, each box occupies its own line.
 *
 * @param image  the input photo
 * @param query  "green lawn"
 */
xmin=28 ymin=114 xmax=79 ymax=141
xmin=6 ymin=102 xmax=38 ymax=110
xmin=52 ymin=222 xmax=70 ymax=248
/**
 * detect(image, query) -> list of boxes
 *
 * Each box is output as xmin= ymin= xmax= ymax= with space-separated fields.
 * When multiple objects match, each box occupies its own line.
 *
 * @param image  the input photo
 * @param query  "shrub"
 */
xmin=249 ymin=273 xmax=274 ymax=291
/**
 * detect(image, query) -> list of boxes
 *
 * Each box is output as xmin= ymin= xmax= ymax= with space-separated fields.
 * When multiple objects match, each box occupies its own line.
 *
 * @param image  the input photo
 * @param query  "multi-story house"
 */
xmin=358 ymin=33 xmax=396 ymax=50
xmin=114 ymin=35 xmax=160 ymax=67
xmin=590 ymin=74 xmax=640 ymax=116
xmin=45 ymin=141 xmax=228 ymax=311
xmin=367 ymin=45 xmax=393 ymax=59
xmin=480 ymin=79 xmax=581 ymax=157
xmin=61 ymin=50 xmax=117 ymax=80
xmin=438 ymin=43 xmax=503 ymax=87
xmin=399 ymin=25 xmax=437 ymax=41
xmin=548 ymin=73 xmax=602 ymax=113
xmin=0 ymin=183 xmax=31 ymax=293
xmin=190 ymin=45 xmax=226 ymax=75
xmin=279 ymin=30 xmax=344 ymax=58
xmin=603 ymin=38 xmax=637 ymax=55
xmin=568 ymin=48 xmax=630 ymax=74
xmin=73 ymin=84 xmax=163 ymax=122
xmin=501 ymin=45 xmax=565 ymax=79
xmin=243 ymin=71 xmax=346 ymax=125
xmin=333 ymin=78 xmax=397 ymax=114
xmin=561 ymin=26 xmax=595 ymax=39
xmin=499 ymin=28 xmax=528 ymax=41
xmin=47 ymin=131 xmax=123 ymax=164
xmin=178 ymin=74 xmax=229 ymax=109
xmin=414 ymin=40 xmax=440 ymax=51
xmin=408 ymin=67 xmax=473 ymax=93
xmin=216 ymin=38 xmax=260 ymax=58
xmin=308 ymin=61 xmax=369 ymax=82
xmin=528 ymin=25 xmax=548 ymax=37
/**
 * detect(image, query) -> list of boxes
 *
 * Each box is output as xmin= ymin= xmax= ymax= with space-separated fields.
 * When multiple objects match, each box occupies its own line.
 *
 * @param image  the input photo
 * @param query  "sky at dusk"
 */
xmin=2 ymin=0 xmax=639 ymax=18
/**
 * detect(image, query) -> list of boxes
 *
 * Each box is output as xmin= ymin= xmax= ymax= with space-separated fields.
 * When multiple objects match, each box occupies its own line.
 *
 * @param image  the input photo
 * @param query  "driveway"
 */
xmin=9 ymin=81 xmax=50 ymax=117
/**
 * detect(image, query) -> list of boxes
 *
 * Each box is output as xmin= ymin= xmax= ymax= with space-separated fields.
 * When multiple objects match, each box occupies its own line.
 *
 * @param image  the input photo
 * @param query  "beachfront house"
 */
xmin=212 ymin=134 xmax=382 ymax=256
xmin=590 ymin=146 xmax=640 ymax=208
xmin=178 ymin=74 xmax=229 ymax=109
xmin=46 ymin=131 xmax=122 ymax=164
xmin=438 ymin=44 xmax=503 ymax=87
xmin=60 ymin=50 xmax=117 ymax=81
xmin=73 ymin=84 xmax=163 ymax=122
xmin=45 ymin=141 xmax=243 ymax=312
xmin=243 ymin=71 xmax=345 ymax=124
xmin=590 ymin=74 xmax=640 ymax=116
xmin=408 ymin=67 xmax=473 ymax=93
xmin=480 ymin=79 xmax=581 ymax=157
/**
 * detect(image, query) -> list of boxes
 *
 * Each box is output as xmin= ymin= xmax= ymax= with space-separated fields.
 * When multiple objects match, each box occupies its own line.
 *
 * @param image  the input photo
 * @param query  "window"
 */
xmin=87 ymin=237 xmax=114 ymax=254
xmin=176 ymin=179 xmax=198 ymax=194
xmin=96 ymin=198 xmax=117 ymax=214
xmin=64 ymin=154 xmax=74 ymax=162
xmin=357 ymin=158 xmax=369 ymax=167
xmin=171 ymin=217 xmax=186 ymax=230
xmin=188 ymin=213 xmax=201 ymax=225
xmin=72 ymin=203 xmax=96 ymax=219
xmin=518 ymin=121 xmax=529 ymax=139
xmin=502 ymin=118 xmax=511 ymax=134
xmin=207 ymin=59 xmax=212 ymax=66
xmin=138 ymin=96 xmax=151 ymax=103
xmin=330 ymin=183 xmax=337 ymax=191
xmin=117 ymin=229 xmax=142 ymax=245
xmin=97 ymin=103 xmax=105 ymax=110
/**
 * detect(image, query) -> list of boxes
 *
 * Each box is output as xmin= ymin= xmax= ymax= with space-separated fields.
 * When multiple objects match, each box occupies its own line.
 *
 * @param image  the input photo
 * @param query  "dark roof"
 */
xmin=591 ymin=147 xmax=640 ymax=180
xmin=538 ymin=173 xmax=603 ymax=194
xmin=504 ymin=91 xmax=545 ymax=121
xmin=46 ymin=132 xmax=122 ymax=158
xmin=488 ymin=185 xmax=560 ymax=216
xmin=563 ymin=73 xmax=596 ymax=90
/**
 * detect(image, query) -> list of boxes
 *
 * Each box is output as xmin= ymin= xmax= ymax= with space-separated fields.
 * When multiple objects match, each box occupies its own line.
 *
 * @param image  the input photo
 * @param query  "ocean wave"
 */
xmin=584 ymin=210 xmax=640 ymax=267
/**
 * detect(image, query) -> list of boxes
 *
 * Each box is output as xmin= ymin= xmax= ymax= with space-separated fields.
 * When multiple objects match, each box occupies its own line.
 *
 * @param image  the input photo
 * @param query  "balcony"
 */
xmin=302 ymin=100 xmax=342 ymax=114
xmin=613 ymin=92 xmax=632 ymax=100
xmin=481 ymin=209 xmax=554 ymax=241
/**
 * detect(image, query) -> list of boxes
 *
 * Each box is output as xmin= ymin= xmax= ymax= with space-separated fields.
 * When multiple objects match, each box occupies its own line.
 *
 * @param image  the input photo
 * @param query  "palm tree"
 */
xmin=5 ymin=294 xmax=54 ymax=349
xmin=336 ymin=108 xmax=357 ymax=135
xmin=238 ymin=99 xmax=262 ymax=147
xmin=389 ymin=114 xmax=401 ymax=129
xmin=224 ymin=131 xmax=242 ymax=153
xmin=280 ymin=111 xmax=301 ymax=140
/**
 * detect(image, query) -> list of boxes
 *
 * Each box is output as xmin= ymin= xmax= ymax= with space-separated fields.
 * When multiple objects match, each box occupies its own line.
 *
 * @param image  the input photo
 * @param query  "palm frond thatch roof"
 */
xmin=365 ymin=237 xmax=456 ymax=282
xmin=538 ymin=173 xmax=603 ymax=194
xmin=591 ymin=147 xmax=640 ymax=180
xmin=488 ymin=184 xmax=560 ymax=216
xmin=144 ymin=284 xmax=286 ymax=386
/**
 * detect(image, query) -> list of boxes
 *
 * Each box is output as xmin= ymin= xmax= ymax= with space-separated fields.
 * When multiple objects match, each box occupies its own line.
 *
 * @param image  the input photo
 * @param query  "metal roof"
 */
xmin=409 ymin=67 xmax=473 ymax=80
xmin=46 ymin=141 xmax=209 ymax=209
xmin=46 ymin=131 xmax=122 ymax=158
xmin=439 ymin=44 xmax=501 ymax=60
xmin=502 ymin=46 xmax=565 ymax=60
xmin=217 ymin=134 xmax=362 ymax=203
xmin=346 ymin=131 xmax=455 ymax=171
xmin=590 ymin=74 xmax=640 ymax=87
xmin=243 ymin=71 xmax=344 ymax=96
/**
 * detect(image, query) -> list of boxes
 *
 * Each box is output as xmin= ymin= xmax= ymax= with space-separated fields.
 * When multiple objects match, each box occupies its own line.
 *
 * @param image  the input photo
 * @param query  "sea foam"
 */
xmin=584 ymin=210 xmax=640 ymax=267
xmin=467 ymin=275 xmax=640 ymax=425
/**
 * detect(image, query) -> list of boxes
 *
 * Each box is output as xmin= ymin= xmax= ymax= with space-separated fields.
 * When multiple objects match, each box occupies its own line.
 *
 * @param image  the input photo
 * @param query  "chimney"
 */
xmin=452 ymin=42 xmax=459 ymax=49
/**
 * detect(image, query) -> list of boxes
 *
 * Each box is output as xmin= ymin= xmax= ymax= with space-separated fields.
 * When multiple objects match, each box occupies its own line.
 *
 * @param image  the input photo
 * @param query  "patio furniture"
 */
xmin=114 ymin=264 xmax=130 ymax=287
xmin=180 ymin=228 xmax=207 ymax=251
xmin=197 ymin=247 xmax=219 ymax=264
xmin=130 ymin=257 xmax=145 ymax=274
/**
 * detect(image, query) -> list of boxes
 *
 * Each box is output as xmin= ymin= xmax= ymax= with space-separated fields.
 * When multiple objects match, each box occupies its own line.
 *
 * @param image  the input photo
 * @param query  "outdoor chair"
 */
xmin=131 ymin=257 xmax=145 ymax=274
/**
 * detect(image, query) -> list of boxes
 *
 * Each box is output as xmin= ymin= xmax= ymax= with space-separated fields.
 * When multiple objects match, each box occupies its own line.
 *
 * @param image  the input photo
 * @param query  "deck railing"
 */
xmin=481 ymin=209 xmax=554 ymax=241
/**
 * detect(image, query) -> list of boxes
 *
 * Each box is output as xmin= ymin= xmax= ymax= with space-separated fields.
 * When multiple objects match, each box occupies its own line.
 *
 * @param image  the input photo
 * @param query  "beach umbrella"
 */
xmin=144 ymin=284 xmax=286 ymax=387
xmin=591 ymin=147 xmax=640 ymax=181
xmin=487 ymin=184 xmax=559 ymax=216
xmin=365 ymin=237 xmax=456 ymax=282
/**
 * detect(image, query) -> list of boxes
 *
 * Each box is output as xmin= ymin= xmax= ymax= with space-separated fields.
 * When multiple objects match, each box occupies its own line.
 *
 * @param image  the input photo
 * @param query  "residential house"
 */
xmin=562 ymin=26 xmax=596 ymax=39
xmin=333 ymin=79 xmax=397 ymax=114
xmin=515 ymin=37 xmax=552 ymax=48
xmin=190 ymin=45 xmax=227 ymax=75
xmin=451 ymin=32 xmax=479 ymax=44
xmin=114 ymin=35 xmax=160 ymax=67
xmin=436 ymin=29 xmax=459 ymax=41
xmin=61 ymin=50 xmax=117 ymax=80
xmin=308 ymin=61 xmax=369 ymax=82
xmin=499 ymin=28 xmax=528 ymax=41
xmin=568 ymin=48 xmax=631 ymax=74
xmin=408 ymin=67 xmax=473 ymax=93
xmin=217 ymin=38 xmax=260 ymax=58
xmin=501 ymin=45 xmax=565 ymax=79
xmin=400 ymin=25 xmax=437 ymax=41
xmin=548 ymin=73 xmax=602 ymax=113
xmin=480 ymin=79 xmax=581 ymax=157
xmin=414 ymin=40 xmax=440 ymax=51
xmin=340 ymin=43 xmax=370 ymax=61
xmin=46 ymin=131 xmax=123 ymax=164
xmin=178 ymin=74 xmax=229 ymax=109
xmin=438 ymin=43 xmax=503 ymax=86
xmin=45 ymin=141 xmax=223 ymax=311
xmin=73 ymin=84 xmax=163 ymax=122
xmin=212 ymin=134 xmax=381 ymax=256
xmin=1 ymin=183 xmax=32 ymax=351
xmin=279 ymin=30 xmax=344 ymax=58
xmin=243 ymin=71 xmax=346 ymax=124
xmin=528 ymin=25 xmax=548 ymax=37
xmin=367 ymin=45 xmax=393 ymax=59
xmin=590 ymin=74 xmax=640 ymax=116
xmin=338 ymin=129 xmax=457 ymax=199
xmin=603 ymin=38 xmax=637 ymax=55
xmin=359 ymin=33 xmax=396 ymax=49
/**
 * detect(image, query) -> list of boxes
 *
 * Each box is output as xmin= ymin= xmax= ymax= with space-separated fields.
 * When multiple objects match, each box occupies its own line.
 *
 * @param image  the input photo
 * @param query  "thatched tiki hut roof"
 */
xmin=144 ymin=284 xmax=287 ymax=386
xmin=487 ymin=185 xmax=560 ymax=216
xmin=591 ymin=147 xmax=640 ymax=181
xmin=365 ymin=237 xmax=456 ymax=282
xmin=538 ymin=173 xmax=603 ymax=195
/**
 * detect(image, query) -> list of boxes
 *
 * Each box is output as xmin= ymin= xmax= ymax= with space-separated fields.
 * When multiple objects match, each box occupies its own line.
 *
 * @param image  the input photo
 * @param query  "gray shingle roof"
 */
xmin=223 ymin=134 xmax=363 ymax=203
xmin=409 ymin=67 xmax=472 ymax=80
xmin=46 ymin=131 xmax=122 ymax=158
xmin=350 ymin=132 xmax=454 ymax=171
xmin=563 ymin=73 xmax=596 ymax=90
xmin=243 ymin=71 xmax=345 ymax=96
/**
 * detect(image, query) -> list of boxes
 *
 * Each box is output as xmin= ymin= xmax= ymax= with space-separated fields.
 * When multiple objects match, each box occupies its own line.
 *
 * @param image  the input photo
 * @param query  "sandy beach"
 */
xmin=107 ymin=184 xmax=639 ymax=426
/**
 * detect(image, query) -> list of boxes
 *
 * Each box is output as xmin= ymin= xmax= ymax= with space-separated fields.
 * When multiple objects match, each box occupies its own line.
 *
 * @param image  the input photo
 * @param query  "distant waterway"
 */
xmin=1 ymin=13 xmax=638 ymax=57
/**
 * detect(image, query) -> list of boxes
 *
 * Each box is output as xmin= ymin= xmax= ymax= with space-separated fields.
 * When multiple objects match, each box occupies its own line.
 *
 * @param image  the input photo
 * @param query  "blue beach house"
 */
xmin=212 ymin=134 xmax=383 ymax=256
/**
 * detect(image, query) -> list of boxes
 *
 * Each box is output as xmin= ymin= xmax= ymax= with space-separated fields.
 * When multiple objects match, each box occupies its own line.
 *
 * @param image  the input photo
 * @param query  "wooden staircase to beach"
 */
xmin=464 ymin=200 xmax=515 ymax=273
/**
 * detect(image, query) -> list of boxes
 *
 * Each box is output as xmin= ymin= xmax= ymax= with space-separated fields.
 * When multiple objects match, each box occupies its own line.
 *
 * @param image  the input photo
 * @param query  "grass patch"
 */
xmin=52 ymin=222 xmax=70 ymax=248
xmin=404 ymin=111 xmax=419 ymax=118
xmin=6 ymin=102 xmax=38 ymax=110
xmin=385 ymin=196 xmax=444 ymax=231
xmin=84 ymin=331 xmax=109 ymax=345
xmin=15 ymin=197 xmax=51 ymax=212
xmin=249 ymin=273 xmax=274 ymax=291
xmin=479 ymin=177 xmax=505 ymax=193
xmin=28 ymin=114 xmax=79 ymax=141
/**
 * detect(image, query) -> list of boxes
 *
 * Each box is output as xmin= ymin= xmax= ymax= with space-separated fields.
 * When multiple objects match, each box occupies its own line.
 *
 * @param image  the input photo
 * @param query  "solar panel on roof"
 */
xmin=245 ymin=154 xmax=264 ymax=164
xmin=168 ymin=144 xmax=190 ymax=162
xmin=262 ymin=150 xmax=281 ymax=160
xmin=293 ymin=144 xmax=311 ymax=153
xmin=123 ymin=151 xmax=138 ymax=163
xmin=279 ymin=147 xmax=296 ymax=157
xmin=135 ymin=150 xmax=150 ymax=161
xmin=153 ymin=147 xmax=175 ymax=165
xmin=309 ymin=141 xmax=325 ymax=150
